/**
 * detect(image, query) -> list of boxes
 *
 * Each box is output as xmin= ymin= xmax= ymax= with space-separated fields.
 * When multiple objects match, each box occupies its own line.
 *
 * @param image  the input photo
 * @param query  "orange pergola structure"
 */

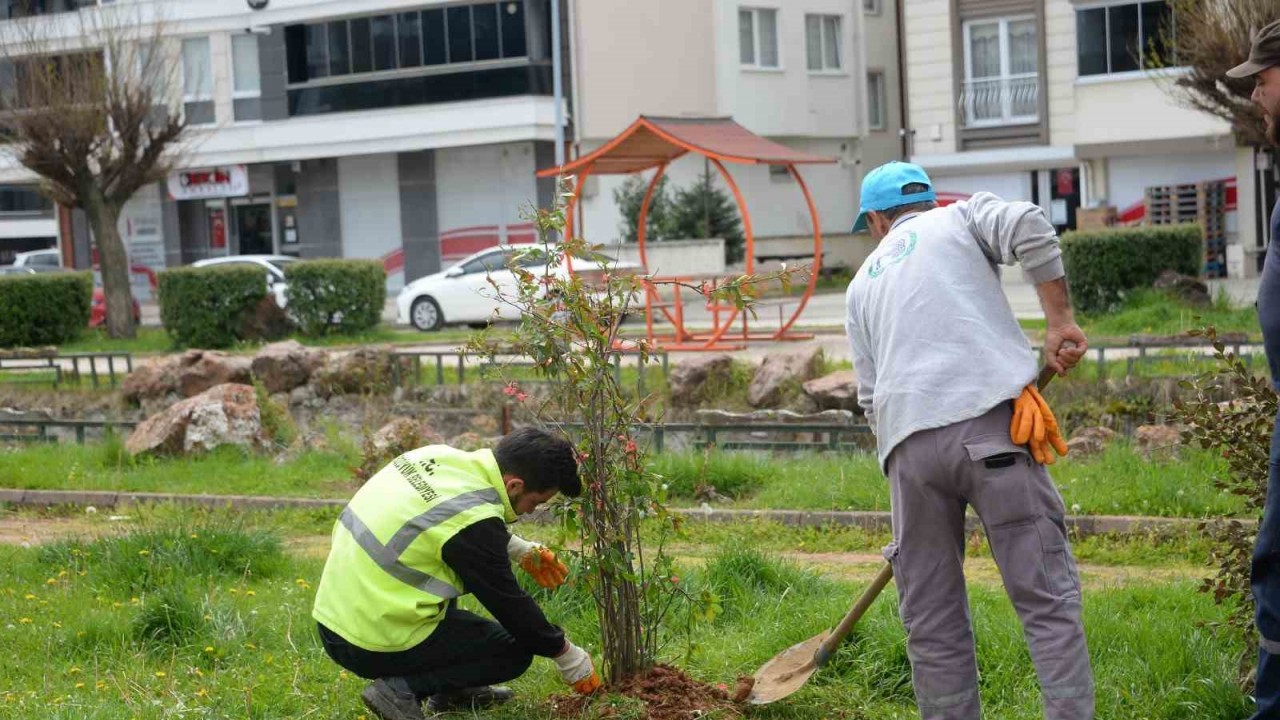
xmin=536 ymin=116 xmax=836 ymax=351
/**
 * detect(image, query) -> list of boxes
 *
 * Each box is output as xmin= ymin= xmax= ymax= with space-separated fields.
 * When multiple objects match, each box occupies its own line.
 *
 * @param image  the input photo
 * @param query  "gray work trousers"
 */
xmin=883 ymin=402 xmax=1094 ymax=720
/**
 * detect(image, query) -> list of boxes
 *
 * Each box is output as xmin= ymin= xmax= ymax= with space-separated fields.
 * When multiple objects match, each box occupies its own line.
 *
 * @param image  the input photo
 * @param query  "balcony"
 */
xmin=961 ymin=74 xmax=1039 ymax=127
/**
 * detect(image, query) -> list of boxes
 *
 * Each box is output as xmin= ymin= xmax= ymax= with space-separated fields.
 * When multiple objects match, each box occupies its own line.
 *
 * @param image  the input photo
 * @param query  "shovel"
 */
xmin=745 ymin=363 xmax=1063 ymax=705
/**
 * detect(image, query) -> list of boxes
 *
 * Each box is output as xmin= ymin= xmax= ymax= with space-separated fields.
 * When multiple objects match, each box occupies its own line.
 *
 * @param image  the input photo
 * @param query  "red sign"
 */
xmin=167 ymin=165 xmax=249 ymax=200
xmin=1055 ymin=169 xmax=1076 ymax=197
xmin=209 ymin=209 xmax=227 ymax=250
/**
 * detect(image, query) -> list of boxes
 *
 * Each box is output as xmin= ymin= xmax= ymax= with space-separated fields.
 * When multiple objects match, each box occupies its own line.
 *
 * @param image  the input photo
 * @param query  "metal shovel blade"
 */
xmin=746 ymin=631 xmax=829 ymax=705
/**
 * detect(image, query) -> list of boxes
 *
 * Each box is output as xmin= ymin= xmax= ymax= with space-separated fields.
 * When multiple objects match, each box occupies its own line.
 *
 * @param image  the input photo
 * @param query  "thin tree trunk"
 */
xmin=84 ymin=187 xmax=135 ymax=340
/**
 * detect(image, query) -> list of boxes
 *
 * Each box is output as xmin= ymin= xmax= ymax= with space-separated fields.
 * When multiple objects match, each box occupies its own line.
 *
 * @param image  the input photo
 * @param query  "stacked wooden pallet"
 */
xmin=1143 ymin=181 xmax=1228 ymax=278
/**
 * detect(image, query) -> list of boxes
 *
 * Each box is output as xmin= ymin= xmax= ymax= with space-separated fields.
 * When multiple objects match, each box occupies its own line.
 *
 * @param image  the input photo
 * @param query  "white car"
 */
xmin=11 ymin=248 xmax=61 ymax=269
xmin=397 ymin=244 xmax=638 ymax=332
xmin=191 ymin=254 xmax=297 ymax=308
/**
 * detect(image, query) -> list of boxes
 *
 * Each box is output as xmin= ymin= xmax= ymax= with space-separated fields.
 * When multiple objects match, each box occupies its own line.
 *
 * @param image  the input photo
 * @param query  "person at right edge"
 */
xmin=845 ymin=161 xmax=1092 ymax=719
xmin=1228 ymin=18 xmax=1280 ymax=719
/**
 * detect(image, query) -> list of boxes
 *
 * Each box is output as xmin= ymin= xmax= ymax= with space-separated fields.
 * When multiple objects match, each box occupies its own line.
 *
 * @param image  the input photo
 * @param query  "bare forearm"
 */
xmin=1035 ymin=277 xmax=1075 ymax=328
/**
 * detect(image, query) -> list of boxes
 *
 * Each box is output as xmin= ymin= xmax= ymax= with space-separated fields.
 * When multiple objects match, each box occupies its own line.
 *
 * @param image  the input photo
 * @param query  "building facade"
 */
xmin=903 ymin=0 xmax=1255 ymax=276
xmin=0 ymin=0 xmax=899 ymax=296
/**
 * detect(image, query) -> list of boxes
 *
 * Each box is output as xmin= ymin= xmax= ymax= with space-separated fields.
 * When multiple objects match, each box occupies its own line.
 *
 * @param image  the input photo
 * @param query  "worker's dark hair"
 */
xmin=879 ymin=183 xmax=938 ymax=222
xmin=494 ymin=428 xmax=582 ymax=498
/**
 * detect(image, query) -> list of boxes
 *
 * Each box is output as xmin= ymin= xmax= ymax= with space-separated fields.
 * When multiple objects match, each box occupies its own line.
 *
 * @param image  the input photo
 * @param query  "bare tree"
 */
xmin=0 ymin=2 xmax=186 ymax=339
xmin=1160 ymin=0 xmax=1280 ymax=147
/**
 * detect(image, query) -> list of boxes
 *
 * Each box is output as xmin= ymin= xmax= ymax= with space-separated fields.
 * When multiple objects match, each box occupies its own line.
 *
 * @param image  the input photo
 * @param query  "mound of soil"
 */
xmin=551 ymin=665 xmax=745 ymax=720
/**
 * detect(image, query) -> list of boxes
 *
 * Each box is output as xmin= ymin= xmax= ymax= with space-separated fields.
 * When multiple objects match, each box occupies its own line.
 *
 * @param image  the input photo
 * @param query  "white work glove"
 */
xmin=554 ymin=642 xmax=601 ymax=695
xmin=507 ymin=534 xmax=569 ymax=589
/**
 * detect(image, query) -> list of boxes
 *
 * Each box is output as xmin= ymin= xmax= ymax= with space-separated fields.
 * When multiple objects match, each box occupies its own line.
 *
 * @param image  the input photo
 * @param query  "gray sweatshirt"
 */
xmin=844 ymin=192 xmax=1065 ymax=470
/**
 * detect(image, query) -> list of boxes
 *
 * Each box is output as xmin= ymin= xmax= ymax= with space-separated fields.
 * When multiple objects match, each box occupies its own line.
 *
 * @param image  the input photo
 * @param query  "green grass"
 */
xmin=648 ymin=443 xmax=1244 ymax=519
xmin=0 ymin=442 xmax=360 ymax=498
xmin=0 ymin=441 xmax=1245 ymax=519
xmin=0 ymin=521 xmax=1250 ymax=719
xmin=1080 ymin=289 xmax=1259 ymax=342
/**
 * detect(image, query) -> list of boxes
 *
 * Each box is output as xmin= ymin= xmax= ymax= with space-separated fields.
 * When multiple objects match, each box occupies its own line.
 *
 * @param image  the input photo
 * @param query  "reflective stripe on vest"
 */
xmin=337 ymin=487 xmax=502 ymax=599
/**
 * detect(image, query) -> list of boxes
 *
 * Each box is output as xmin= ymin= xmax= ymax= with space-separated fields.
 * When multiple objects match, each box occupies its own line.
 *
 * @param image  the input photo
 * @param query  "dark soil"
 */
xmin=551 ymin=665 xmax=744 ymax=720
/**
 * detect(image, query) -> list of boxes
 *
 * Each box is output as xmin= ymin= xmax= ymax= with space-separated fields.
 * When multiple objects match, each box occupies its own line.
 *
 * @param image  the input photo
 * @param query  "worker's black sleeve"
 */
xmin=440 ymin=517 xmax=566 ymax=658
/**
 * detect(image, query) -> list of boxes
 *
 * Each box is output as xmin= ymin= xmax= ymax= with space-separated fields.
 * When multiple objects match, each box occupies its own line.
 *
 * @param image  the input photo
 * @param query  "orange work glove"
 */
xmin=555 ymin=642 xmax=602 ymax=695
xmin=506 ymin=534 xmax=570 ymax=589
xmin=1010 ymin=385 xmax=1068 ymax=465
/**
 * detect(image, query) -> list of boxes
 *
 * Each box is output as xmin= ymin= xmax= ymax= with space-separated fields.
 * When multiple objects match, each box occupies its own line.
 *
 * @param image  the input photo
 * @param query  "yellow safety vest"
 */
xmin=312 ymin=446 xmax=516 ymax=652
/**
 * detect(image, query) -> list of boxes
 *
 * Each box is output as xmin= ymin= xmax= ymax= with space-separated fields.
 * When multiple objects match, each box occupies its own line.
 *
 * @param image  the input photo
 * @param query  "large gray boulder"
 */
xmin=802 ymin=370 xmax=859 ymax=413
xmin=748 ymin=347 xmax=824 ymax=408
xmin=667 ymin=354 xmax=735 ymax=408
xmin=126 ymin=383 xmax=267 ymax=458
xmin=251 ymin=340 xmax=325 ymax=394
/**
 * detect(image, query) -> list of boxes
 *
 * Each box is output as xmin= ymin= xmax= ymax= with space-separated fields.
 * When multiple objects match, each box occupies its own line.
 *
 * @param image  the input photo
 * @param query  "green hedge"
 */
xmin=158 ymin=266 xmax=267 ymax=348
xmin=1061 ymin=223 xmax=1203 ymax=314
xmin=0 ymin=272 xmax=92 ymax=347
xmin=284 ymin=259 xmax=385 ymax=336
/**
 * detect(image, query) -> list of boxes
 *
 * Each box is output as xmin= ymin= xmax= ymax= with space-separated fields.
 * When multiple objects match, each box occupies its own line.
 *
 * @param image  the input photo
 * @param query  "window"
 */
xmin=863 ymin=0 xmax=880 ymax=15
xmin=284 ymin=3 xmax=531 ymax=85
xmin=0 ymin=187 xmax=51 ymax=214
xmin=1076 ymin=1 xmax=1175 ymax=77
xmin=232 ymin=34 xmax=262 ymax=122
xmin=181 ymin=37 xmax=214 ymax=125
xmin=806 ymin=15 xmax=842 ymax=71
xmin=461 ymin=250 xmax=506 ymax=275
xmin=962 ymin=17 xmax=1038 ymax=126
xmin=867 ymin=71 xmax=885 ymax=129
xmin=398 ymin=11 xmax=422 ymax=68
xmin=739 ymin=8 xmax=779 ymax=69
xmin=372 ymin=15 xmax=396 ymax=71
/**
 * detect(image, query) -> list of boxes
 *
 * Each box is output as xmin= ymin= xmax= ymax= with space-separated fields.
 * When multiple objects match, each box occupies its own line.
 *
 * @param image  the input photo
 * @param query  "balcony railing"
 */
xmin=961 ymin=74 xmax=1039 ymax=127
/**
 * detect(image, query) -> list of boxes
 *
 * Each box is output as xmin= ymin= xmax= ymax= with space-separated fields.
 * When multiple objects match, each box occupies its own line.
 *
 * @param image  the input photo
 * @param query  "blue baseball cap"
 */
xmin=852 ymin=161 xmax=937 ymax=233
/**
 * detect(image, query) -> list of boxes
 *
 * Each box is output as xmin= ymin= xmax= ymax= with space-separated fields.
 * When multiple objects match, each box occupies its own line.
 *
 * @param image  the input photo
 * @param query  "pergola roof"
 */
xmin=536 ymin=116 xmax=837 ymax=177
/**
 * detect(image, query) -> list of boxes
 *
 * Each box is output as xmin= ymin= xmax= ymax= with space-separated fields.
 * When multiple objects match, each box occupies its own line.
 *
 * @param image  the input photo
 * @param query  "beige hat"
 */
xmin=1227 ymin=18 xmax=1280 ymax=79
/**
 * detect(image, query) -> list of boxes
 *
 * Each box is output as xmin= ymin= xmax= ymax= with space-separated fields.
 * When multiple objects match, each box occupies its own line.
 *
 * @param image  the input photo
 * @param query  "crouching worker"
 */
xmin=313 ymin=427 xmax=600 ymax=720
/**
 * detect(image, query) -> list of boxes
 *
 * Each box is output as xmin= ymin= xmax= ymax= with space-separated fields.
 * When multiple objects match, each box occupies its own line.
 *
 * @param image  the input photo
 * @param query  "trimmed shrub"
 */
xmin=158 ymin=266 xmax=267 ymax=348
xmin=0 ymin=271 xmax=92 ymax=347
xmin=284 ymin=259 xmax=385 ymax=336
xmin=1061 ymin=223 xmax=1203 ymax=314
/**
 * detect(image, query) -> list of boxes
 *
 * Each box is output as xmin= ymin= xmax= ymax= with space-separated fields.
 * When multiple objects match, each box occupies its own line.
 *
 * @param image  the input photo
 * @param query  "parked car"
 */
xmin=10 ymin=248 xmax=61 ymax=270
xmin=191 ymin=254 xmax=296 ymax=308
xmin=396 ymin=244 xmax=639 ymax=332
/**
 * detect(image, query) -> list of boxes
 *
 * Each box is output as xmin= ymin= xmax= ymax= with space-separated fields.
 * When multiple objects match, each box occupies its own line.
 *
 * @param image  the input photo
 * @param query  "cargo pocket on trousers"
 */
xmin=962 ymin=433 xmax=1031 ymax=470
xmin=1034 ymin=514 xmax=1080 ymax=600
xmin=883 ymin=541 xmax=911 ymax=630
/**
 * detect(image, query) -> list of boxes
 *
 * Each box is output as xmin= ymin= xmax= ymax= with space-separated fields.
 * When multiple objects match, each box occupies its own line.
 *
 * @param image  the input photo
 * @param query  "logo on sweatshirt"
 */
xmin=867 ymin=231 xmax=918 ymax=279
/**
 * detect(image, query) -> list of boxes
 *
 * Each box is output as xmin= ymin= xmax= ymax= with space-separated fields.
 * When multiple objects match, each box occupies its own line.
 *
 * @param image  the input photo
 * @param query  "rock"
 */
xmin=802 ymin=370 xmax=860 ymax=413
xmin=252 ymin=340 xmax=325 ymax=394
xmin=370 ymin=417 xmax=443 ymax=454
xmin=178 ymin=351 xmax=253 ymax=398
xmin=238 ymin=295 xmax=292 ymax=342
xmin=748 ymin=347 xmax=824 ymax=408
xmin=1153 ymin=270 xmax=1210 ymax=308
xmin=1135 ymin=424 xmax=1182 ymax=458
xmin=125 ymin=383 xmax=267 ymax=458
xmin=289 ymin=384 xmax=318 ymax=406
xmin=121 ymin=354 xmax=187 ymax=403
xmin=1065 ymin=426 xmax=1116 ymax=457
xmin=447 ymin=431 xmax=490 ymax=451
xmin=312 ymin=346 xmax=405 ymax=397
xmin=469 ymin=414 xmax=500 ymax=436
xmin=667 ymin=354 xmax=734 ymax=408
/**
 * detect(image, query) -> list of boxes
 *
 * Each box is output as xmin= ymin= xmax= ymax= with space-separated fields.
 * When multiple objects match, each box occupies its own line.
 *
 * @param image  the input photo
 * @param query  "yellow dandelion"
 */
xmin=68 ymin=667 xmax=81 ymax=675
xmin=111 ymin=602 xmax=122 ymax=608
xmin=243 ymin=642 xmax=256 ymax=650
xmin=74 ymin=683 xmax=84 ymax=690
xmin=245 ymin=590 xmax=256 ymax=597
xmin=51 ymin=622 xmax=61 ymax=629
xmin=18 ymin=618 xmax=31 ymax=624
xmin=228 ymin=588 xmax=238 ymax=595
xmin=45 ymin=579 xmax=56 ymax=586
xmin=204 ymin=646 xmax=214 ymax=653
xmin=57 ymin=570 xmax=67 ymax=577
xmin=190 ymin=534 xmax=198 ymax=539
xmin=195 ymin=688 xmax=208 ymax=698
xmin=94 ymin=681 xmax=106 ymax=690
xmin=194 ymin=668 xmax=204 ymax=677
xmin=154 ymin=671 xmax=166 ymax=678
xmin=23 ymin=593 xmax=35 ymax=601
xmin=137 ymin=550 xmax=149 ymax=556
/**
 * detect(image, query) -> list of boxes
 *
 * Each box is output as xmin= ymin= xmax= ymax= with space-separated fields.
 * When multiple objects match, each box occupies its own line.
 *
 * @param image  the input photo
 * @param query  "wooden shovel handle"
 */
xmin=813 ymin=562 xmax=894 ymax=668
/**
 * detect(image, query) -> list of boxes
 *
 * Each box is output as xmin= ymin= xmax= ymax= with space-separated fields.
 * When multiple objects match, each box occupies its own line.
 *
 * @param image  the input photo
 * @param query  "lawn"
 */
xmin=0 ymin=440 xmax=1245 ymax=520
xmin=0 ymin=508 xmax=1250 ymax=719
xmin=1079 ymin=289 xmax=1259 ymax=342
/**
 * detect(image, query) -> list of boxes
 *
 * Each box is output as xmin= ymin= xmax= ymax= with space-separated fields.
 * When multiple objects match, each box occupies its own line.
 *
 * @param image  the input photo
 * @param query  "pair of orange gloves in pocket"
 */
xmin=1010 ymin=384 xmax=1069 ymax=465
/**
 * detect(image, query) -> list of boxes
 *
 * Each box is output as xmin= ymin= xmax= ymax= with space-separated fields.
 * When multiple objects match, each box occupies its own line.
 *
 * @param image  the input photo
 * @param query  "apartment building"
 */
xmin=0 ymin=0 xmax=901 ymax=295
xmin=903 ymin=0 xmax=1257 ymax=275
